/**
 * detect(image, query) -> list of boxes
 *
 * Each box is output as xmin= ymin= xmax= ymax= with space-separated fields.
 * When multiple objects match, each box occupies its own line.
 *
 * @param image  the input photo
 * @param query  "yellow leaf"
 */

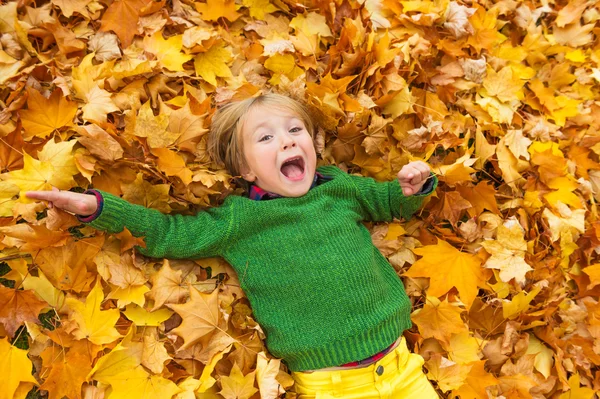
xmin=406 ymin=240 xmax=484 ymax=309
xmin=123 ymin=304 xmax=174 ymax=326
xmin=502 ymin=285 xmax=541 ymax=319
xmin=82 ymin=85 xmax=120 ymax=123
xmin=0 ymin=181 xmax=19 ymax=216
xmin=143 ymin=32 xmax=192 ymax=72
xmin=195 ymin=0 xmax=242 ymax=22
xmin=198 ymin=349 xmax=229 ymax=393
xmin=543 ymin=203 xmax=585 ymax=242
xmin=481 ymin=219 xmax=532 ymax=285
xmin=36 ymin=140 xmax=78 ymax=189
xmin=476 ymin=95 xmax=515 ymax=124
xmin=481 ymin=66 xmax=525 ymax=103
xmin=219 ymin=362 xmax=258 ymax=399
xmin=193 ymin=43 xmax=233 ymax=87
xmin=435 ymin=153 xmax=477 ymax=186
xmin=107 ymin=283 xmax=149 ymax=308
xmin=379 ymin=85 xmax=415 ymax=118
xmin=21 ymin=270 xmax=65 ymax=310
xmin=122 ymin=173 xmax=172 ymax=213
xmin=264 ymin=53 xmax=304 ymax=85
xmin=133 ymin=101 xmax=179 ymax=148
xmin=544 ymin=177 xmax=583 ymax=209
xmin=242 ymin=0 xmax=278 ymax=19
xmin=151 ymin=148 xmax=193 ymax=185
xmin=108 ymin=365 xmax=181 ymax=399
xmin=88 ymin=335 xmax=142 ymax=384
xmin=5 ymin=152 xmax=55 ymax=195
xmin=0 ymin=337 xmax=38 ymax=399
xmin=559 ymin=373 xmax=596 ymax=399
xmin=447 ymin=331 xmax=482 ymax=365
xmin=19 ymin=89 xmax=77 ymax=139
xmin=525 ymin=336 xmax=553 ymax=379
xmin=65 ymin=279 xmax=121 ymax=345
xmin=289 ymin=12 xmax=333 ymax=38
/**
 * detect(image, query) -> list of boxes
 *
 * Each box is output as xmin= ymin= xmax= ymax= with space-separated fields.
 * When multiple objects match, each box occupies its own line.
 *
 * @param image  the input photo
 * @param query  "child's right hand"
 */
xmin=25 ymin=188 xmax=98 ymax=216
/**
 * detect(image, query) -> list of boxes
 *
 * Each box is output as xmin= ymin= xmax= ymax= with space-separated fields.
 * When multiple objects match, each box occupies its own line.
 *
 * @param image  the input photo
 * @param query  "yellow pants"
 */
xmin=292 ymin=338 xmax=439 ymax=399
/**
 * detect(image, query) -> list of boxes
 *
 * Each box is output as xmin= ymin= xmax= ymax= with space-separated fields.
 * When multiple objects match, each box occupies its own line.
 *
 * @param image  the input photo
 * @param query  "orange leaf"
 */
xmin=19 ymin=89 xmax=77 ymax=139
xmin=405 ymin=239 xmax=485 ymax=309
xmin=100 ymin=0 xmax=151 ymax=48
xmin=0 ymin=286 xmax=47 ymax=337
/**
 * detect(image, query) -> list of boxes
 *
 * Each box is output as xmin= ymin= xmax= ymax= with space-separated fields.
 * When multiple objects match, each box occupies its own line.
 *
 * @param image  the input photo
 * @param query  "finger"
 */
xmin=401 ymin=185 xmax=414 ymax=196
xmin=25 ymin=190 xmax=61 ymax=202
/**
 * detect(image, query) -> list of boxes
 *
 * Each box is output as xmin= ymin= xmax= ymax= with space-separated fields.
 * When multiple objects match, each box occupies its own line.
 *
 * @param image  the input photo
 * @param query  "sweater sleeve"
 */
xmin=85 ymin=190 xmax=234 ymax=259
xmin=346 ymin=172 xmax=437 ymax=222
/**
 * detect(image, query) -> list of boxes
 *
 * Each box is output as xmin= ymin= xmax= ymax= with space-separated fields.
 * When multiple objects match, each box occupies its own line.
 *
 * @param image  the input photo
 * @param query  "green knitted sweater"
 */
xmin=87 ymin=165 xmax=436 ymax=371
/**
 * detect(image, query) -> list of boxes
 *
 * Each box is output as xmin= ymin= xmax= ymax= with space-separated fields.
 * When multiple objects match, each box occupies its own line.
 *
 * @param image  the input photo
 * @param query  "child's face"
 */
xmin=240 ymin=105 xmax=317 ymax=197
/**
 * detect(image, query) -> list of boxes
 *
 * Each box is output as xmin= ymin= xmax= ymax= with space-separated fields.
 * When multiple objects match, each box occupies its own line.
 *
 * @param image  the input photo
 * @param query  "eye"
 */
xmin=289 ymin=127 xmax=302 ymax=133
xmin=259 ymin=134 xmax=272 ymax=142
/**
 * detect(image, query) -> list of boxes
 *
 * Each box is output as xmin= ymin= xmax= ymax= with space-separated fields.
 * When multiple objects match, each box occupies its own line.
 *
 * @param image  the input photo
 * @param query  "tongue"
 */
xmin=281 ymin=164 xmax=304 ymax=179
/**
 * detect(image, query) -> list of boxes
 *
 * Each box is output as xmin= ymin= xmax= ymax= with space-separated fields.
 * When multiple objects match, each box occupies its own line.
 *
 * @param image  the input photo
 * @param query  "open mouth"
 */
xmin=280 ymin=156 xmax=305 ymax=181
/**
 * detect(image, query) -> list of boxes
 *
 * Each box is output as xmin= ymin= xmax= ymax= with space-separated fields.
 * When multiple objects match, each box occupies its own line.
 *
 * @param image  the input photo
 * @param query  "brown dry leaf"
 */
xmin=167 ymin=287 xmax=220 ymax=350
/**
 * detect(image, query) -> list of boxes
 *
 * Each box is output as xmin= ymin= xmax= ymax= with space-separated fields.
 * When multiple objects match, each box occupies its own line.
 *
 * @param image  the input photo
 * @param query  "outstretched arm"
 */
xmin=25 ymin=189 xmax=233 ymax=259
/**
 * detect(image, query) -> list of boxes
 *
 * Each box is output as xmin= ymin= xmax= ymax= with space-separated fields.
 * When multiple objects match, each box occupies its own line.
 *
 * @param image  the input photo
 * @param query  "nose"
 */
xmin=280 ymin=133 xmax=296 ymax=150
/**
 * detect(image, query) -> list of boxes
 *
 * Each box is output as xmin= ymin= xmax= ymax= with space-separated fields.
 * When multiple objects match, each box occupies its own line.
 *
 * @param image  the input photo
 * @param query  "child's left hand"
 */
xmin=397 ymin=161 xmax=431 ymax=196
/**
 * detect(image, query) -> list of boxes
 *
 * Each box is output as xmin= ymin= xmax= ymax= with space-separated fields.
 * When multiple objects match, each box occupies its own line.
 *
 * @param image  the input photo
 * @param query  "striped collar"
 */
xmin=248 ymin=172 xmax=332 ymax=200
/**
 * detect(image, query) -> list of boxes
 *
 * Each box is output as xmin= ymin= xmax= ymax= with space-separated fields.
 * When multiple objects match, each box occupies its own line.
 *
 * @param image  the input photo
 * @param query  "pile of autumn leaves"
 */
xmin=0 ymin=0 xmax=600 ymax=397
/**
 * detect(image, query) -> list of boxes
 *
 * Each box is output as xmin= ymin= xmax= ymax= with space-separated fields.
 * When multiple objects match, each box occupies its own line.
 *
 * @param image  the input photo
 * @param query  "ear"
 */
xmin=240 ymin=165 xmax=256 ymax=182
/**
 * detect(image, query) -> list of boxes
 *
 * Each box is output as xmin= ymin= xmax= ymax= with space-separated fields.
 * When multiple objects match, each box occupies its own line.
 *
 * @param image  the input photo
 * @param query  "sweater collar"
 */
xmin=248 ymin=172 xmax=332 ymax=201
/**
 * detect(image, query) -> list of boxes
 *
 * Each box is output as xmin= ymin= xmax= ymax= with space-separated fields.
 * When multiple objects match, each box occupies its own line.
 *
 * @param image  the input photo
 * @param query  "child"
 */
xmin=26 ymin=93 xmax=439 ymax=398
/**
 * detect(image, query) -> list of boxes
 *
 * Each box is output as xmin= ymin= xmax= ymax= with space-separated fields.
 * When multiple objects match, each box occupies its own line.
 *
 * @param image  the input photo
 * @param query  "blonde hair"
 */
xmin=207 ymin=94 xmax=315 ymax=189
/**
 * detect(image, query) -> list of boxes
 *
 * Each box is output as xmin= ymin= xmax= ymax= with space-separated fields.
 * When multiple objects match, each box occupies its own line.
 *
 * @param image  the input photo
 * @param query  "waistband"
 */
xmin=292 ymin=337 xmax=411 ymax=388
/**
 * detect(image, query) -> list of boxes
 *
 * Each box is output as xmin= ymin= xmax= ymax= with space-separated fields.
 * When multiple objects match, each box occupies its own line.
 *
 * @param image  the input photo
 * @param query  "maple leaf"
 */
xmin=106 ymin=365 xmax=182 ymax=399
xmin=65 ymin=279 xmax=121 ymax=345
xmin=132 ymin=101 xmax=179 ymax=148
xmin=39 ymin=349 xmax=92 ymax=399
xmin=256 ymin=353 xmax=285 ymax=399
xmin=411 ymin=296 xmax=467 ymax=344
xmin=452 ymin=360 xmax=499 ymax=399
xmin=242 ymin=0 xmax=278 ymax=20
xmin=425 ymin=354 xmax=471 ymax=392
xmin=481 ymin=218 xmax=532 ymax=284
xmin=219 ymin=362 xmax=258 ymax=399
xmin=0 ymin=337 xmax=39 ymax=399
xmin=167 ymin=286 xmax=221 ymax=350
xmin=195 ymin=0 xmax=242 ymax=22
xmin=100 ymin=0 xmax=151 ymax=48
xmin=193 ymin=44 xmax=233 ymax=87
xmin=76 ymin=124 xmax=124 ymax=162
xmin=147 ymin=259 xmax=194 ymax=311
xmin=82 ymin=85 xmax=120 ymax=123
xmin=143 ymin=32 xmax=193 ymax=72
xmin=19 ymin=89 xmax=77 ymax=139
xmin=405 ymin=239 xmax=485 ymax=309
xmin=141 ymin=331 xmax=172 ymax=374
xmin=0 ymin=285 xmax=47 ymax=337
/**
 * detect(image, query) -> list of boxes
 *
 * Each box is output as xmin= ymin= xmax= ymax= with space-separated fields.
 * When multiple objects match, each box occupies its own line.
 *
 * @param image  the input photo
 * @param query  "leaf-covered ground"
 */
xmin=0 ymin=0 xmax=599 ymax=398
